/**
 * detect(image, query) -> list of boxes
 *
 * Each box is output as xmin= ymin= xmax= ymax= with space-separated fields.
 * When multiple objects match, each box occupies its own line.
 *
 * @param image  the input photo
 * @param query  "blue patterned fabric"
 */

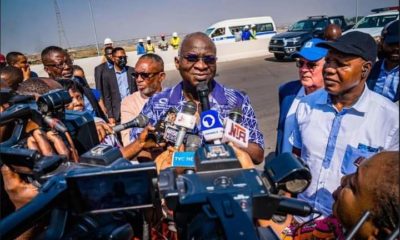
xmin=129 ymin=80 xmax=264 ymax=149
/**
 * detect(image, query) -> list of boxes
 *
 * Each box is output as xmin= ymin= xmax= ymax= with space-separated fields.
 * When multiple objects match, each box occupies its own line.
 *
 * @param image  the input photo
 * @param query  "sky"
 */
xmin=1 ymin=0 xmax=397 ymax=54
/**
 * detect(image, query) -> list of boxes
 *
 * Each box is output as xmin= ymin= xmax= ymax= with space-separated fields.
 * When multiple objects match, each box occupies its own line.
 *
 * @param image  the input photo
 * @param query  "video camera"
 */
xmin=0 ymin=88 xmax=99 ymax=153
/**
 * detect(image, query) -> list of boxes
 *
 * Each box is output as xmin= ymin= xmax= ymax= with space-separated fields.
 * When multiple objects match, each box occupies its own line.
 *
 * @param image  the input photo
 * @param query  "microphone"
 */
xmin=171 ymin=135 xmax=202 ymax=168
xmin=113 ymin=114 xmax=149 ymax=133
xmin=185 ymin=134 xmax=202 ymax=152
xmin=173 ymin=101 xmax=197 ymax=149
xmin=276 ymin=197 xmax=314 ymax=217
xmin=200 ymin=110 xmax=224 ymax=144
xmin=222 ymin=109 xmax=249 ymax=148
xmin=196 ymin=82 xmax=210 ymax=112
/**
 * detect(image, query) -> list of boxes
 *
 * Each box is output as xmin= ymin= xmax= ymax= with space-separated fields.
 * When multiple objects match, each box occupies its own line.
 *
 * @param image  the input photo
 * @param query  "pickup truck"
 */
xmin=269 ymin=15 xmax=352 ymax=60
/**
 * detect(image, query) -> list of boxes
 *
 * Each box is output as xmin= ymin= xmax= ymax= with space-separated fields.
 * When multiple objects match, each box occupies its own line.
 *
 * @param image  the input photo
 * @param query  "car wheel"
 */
xmin=274 ymin=53 xmax=285 ymax=60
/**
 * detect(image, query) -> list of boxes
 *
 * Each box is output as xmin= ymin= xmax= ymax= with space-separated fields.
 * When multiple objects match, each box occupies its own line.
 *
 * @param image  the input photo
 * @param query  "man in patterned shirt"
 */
xmin=123 ymin=32 xmax=264 ymax=164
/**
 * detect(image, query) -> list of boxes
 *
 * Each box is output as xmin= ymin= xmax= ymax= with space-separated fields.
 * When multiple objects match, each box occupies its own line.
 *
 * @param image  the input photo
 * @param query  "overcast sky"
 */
xmin=1 ymin=0 xmax=397 ymax=54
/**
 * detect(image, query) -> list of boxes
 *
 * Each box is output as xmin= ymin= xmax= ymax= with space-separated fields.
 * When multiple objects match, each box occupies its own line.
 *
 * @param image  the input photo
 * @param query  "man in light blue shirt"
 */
xmin=367 ymin=20 xmax=399 ymax=102
xmin=291 ymin=31 xmax=399 ymax=221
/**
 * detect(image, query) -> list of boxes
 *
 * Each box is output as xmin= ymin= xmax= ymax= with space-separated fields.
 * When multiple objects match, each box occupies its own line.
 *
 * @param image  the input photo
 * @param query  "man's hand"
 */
xmin=228 ymin=142 xmax=255 ymax=169
xmin=1 ymin=165 xmax=38 ymax=210
xmin=21 ymin=66 xmax=31 ymax=81
xmin=108 ymin=117 xmax=116 ymax=126
xmin=154 ymin=146 xmax=176 ymax=173
xmin=27 ymin=129 xmax=71 ymax=158
xmin=95 ymin=121 xmax=114 ymax=142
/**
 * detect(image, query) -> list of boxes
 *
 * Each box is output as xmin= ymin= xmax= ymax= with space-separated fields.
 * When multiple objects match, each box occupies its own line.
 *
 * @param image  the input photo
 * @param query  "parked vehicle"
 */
xmin=344 ymin=6 xmax=399 ymax=42
xmin=268 ymin=15 xmax=350 ymax=60
xmin=205 ymin=16 xmax=277 ymax=43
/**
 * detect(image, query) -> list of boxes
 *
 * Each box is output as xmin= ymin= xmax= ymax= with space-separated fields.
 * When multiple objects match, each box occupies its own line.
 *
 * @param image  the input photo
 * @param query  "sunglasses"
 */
xmin=296 ymin=60 xmax=318 ymax=70
xmin=45 ymin=59 xmax=73 ymax=70
xmin=181 ymin=54 xmax=217 ymax=64
xmin=132 ymin=71 xmax=161 ymax=79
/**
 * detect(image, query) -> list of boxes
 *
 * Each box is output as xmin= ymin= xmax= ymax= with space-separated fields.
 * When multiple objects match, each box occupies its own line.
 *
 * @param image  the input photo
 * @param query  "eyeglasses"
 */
xmin=132 ymin=71 xmax=161 ymax=79
xmin=181 ymin=54 xmax=217 ymax=64
xmin=296 ymin=60 xmax=318 ymax=70
xmin=45 ymin=60 xmax=73 ymax=70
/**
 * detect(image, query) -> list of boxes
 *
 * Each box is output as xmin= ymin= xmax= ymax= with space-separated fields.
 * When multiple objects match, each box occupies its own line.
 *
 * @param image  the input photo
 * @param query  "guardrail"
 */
xmin=31 ymin=37 xmax=273 ymax=87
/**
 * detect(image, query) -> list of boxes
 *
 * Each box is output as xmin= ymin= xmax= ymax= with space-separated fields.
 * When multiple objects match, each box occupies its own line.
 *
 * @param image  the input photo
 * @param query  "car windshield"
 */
xmin=289 ymin=19 xmax=327 ymax=32
xmin=354 ymin=14 xmax=398 ymax=28
xmin=205 ymin=28 xmax=215 ymax=36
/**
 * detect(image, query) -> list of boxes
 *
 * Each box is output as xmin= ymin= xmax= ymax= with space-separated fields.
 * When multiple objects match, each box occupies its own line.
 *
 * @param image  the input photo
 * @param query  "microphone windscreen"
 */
xmin=185 ymin=135 xmax=202 ymax=152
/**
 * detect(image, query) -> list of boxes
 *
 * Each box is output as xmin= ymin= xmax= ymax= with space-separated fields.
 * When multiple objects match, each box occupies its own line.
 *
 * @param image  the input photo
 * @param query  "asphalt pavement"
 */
xmin=162 ymin=55 xmax=299 ymax=166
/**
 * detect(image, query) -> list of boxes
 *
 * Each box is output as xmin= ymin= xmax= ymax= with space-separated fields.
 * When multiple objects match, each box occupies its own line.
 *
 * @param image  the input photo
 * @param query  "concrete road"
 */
xmin=161 ymin=55 xmax=298 ymax=163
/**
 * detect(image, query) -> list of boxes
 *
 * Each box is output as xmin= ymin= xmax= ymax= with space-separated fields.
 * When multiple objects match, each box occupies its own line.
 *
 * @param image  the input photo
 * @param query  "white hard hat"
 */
xmin=251 ymin=24 xmax=256 ymax=27
xmin=244 ymin=25 xmax=249 ymax=29
xmin=138 ymin=39 xmax=144 ymax=43
xmin=146 ymin=36 xmax=151 ymax=41
xmin=104 ymin=38 xmax=113 ymax=45
xmin=172 ymin=32 xmax=178 ymax=37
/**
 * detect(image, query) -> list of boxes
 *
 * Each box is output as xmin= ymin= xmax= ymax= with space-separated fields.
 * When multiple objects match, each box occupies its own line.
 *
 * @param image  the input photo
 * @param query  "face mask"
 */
xmin=117 ymin=56 xmax=127 ymax=68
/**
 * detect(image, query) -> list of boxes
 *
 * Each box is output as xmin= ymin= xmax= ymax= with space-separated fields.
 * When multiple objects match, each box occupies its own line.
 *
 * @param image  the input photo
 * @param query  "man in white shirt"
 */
xmin=291 ymin=31 xmax=399 ymax=220
xmin=276 ymin=38 xmax=327 ymax=155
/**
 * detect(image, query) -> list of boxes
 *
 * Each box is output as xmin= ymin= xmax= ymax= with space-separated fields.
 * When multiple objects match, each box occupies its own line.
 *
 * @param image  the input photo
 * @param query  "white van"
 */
xmin=205 ymin=16 xmax=277 ymax=43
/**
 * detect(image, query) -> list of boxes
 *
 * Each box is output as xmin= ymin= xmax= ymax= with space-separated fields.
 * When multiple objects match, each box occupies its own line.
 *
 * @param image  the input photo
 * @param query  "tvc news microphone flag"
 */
xmin=200 ymin=110 xmax=224 ymax=142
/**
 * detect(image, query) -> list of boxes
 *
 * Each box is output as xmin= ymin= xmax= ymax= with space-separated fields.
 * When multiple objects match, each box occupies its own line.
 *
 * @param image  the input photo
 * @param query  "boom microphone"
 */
xmin=113 ymin=114 xmax=149 ymax=133
xmin=196 ymin=82 xmax=210 ymax=112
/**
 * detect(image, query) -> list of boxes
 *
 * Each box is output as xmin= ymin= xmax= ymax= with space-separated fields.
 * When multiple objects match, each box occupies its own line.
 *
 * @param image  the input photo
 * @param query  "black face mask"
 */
xmin=117 ymin=56 xmax=127 ymax=68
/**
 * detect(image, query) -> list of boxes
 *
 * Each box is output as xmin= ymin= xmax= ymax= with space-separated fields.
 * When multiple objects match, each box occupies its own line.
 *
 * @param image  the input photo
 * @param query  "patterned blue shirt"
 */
xmin=130 ymin=80 xmax=264 ymax=149
xmin=115 ymin=67 xmax=130 ymax=100
xmin=373 ymin=60 xmax=399 ymax=102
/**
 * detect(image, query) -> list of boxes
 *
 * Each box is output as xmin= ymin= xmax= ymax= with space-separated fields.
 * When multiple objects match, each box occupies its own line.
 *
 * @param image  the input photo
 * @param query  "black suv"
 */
xmin=269 ymin=15 xmax=351 ymax=60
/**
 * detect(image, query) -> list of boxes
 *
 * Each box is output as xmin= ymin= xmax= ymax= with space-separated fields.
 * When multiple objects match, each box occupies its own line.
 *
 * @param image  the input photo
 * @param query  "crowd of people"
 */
xmin=0 ymin=18 xmax=399 ymax=240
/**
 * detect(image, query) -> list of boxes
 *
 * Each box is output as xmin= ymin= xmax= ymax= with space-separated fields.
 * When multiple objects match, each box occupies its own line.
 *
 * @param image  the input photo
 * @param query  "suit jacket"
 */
xmin=367 ymin=59 xmax=399 ymax=102
xmin=275 ymin=80 xmax=302 ymax=155
xmin=94 ymin=62 xmax=109 ymax=93
xmin=102 ymin=66 xmax=137 ymax=122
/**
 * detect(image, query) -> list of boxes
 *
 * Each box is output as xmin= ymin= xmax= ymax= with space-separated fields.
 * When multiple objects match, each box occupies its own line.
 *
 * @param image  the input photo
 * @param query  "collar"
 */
xmin=169 ymin=79 xmax=228 ymax=105
xmin=381 ymin=60 xmax=399 ymax=73
xmin=317 ymin=84 xmax=370 ymax=113
xmin=114 ymin=66 xmax=127 ymax=74
xmin=106 ymin=61 xmax=113 ymax=69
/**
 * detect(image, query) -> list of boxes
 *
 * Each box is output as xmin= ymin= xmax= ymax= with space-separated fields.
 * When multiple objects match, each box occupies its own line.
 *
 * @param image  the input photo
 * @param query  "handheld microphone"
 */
xmin=174 ymin=101 xmax=197 ymax=149
xmin=113 ymin=114 xmax=149 ymax=133
xmin=222 ymin=109 xmax=249 ymax=148
xmin=196 ymin=82 xmax=210 ymax=112
xmin=200 ymin=110 xmax=224 ymax=144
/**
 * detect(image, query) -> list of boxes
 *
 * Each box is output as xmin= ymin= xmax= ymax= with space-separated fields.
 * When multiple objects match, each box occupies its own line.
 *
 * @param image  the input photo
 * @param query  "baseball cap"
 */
xmin=382 ymin=20 xmax=399 ymax=44
xmin=104 ymin=38 xmax=113 ymax=45
xmin=291 ymin=38 xmax=328 ymax=61
xmin=0 ymin=53 xmax=5 ymax=63
xmin=316 ymin=31 xmax=377 ymax=64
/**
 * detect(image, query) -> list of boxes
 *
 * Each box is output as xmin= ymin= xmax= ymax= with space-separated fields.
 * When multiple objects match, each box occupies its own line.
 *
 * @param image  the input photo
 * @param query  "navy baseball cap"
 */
xmin=291 ymin=38 xmax=328 ymax=61
xmin=317 ymin=31 xmax=377 ymax=64
xmin=382 ymin=20 xmax=399 ymax=44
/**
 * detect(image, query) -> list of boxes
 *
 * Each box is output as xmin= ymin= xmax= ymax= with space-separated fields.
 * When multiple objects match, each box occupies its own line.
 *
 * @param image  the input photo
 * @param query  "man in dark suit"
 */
xmin=275 ymin=38 xmax=327 ymax=155
xmin=94 ymin=46 xmax=113 ymax=93
xmin=102 ymin=47 xmax=137 ymax=125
